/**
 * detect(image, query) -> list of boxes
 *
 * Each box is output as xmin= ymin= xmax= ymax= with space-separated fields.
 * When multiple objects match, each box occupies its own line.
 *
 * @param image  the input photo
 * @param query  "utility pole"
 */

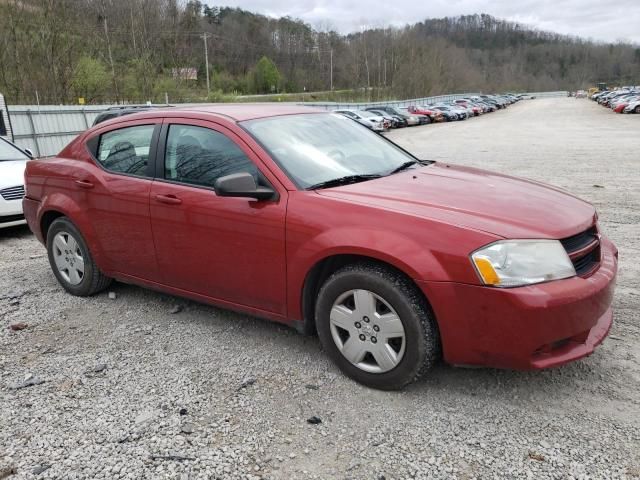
xmin=102 ymin=10 xmax=118 ymax=100
xmin=330 ymin=48 xmax=333 ymax=91
xmin=201 ymin=33 xmax=210 ymax=97
xmin=384 ymin=59 xmax=387 ymax=87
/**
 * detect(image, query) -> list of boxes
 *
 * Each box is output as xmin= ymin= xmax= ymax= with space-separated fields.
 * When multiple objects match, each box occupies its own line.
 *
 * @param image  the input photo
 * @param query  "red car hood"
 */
xmin=317 ymin=163 xmax=596 ymax=239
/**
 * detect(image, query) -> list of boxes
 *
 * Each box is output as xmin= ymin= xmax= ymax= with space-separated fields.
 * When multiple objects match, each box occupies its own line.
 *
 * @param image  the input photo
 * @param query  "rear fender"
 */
xmin=37 ymin=192 xmax=108 ymax=271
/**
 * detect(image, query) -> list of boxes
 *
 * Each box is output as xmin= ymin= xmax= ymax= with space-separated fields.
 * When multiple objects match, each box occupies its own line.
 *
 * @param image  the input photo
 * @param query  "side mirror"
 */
xmin=214 ymin=172 xmax=276 ymax=201
xmin=23 ymin=148 xmax=34 ymax=158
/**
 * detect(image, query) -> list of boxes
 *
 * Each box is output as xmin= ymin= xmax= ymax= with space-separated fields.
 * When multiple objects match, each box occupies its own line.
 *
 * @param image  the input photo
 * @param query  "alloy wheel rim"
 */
xmin=52 ymin=232 xmax=85 ymax=285
xmin=329 ymin=289 xmax=406 ymax=373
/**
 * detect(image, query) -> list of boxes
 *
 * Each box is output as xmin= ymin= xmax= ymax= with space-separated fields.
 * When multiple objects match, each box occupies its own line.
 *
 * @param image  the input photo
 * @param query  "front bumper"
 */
xmin=419 ymin=236 xmax=618 ymax=370
xmin=22 ymin=197 xmax=43 ymax=241
xmin=0 ymin=197 xmax=26 ymax=229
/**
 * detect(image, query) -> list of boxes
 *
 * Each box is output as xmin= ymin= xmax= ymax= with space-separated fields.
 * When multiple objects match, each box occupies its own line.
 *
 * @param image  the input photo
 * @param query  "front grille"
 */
xmin=0 ymin=213 xmax=25 ymax=224
xmin=560 ymin=226 xmax=601 ymax=276
xmin=560 ymin=226 xmax=597 ymax=251
xmin=0 ymin=185 xmax=25 ymax=201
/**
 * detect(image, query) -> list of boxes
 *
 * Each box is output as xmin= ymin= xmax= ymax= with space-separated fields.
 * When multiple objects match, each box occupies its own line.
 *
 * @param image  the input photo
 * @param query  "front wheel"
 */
xmin=315 ymin=263 xmax=440 ymax=390
xmin=635 ymin=105 xmax=640 ymax=114
xmin=47 ymin=217 xmax=112 ymax=296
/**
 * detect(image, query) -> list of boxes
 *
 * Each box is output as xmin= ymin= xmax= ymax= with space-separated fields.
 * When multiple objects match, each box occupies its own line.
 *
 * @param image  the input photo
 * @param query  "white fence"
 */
xmin=7 ymin=105 xmax=108 ymax=157
xmin=7 ymin=91 xmax=568 ymax=157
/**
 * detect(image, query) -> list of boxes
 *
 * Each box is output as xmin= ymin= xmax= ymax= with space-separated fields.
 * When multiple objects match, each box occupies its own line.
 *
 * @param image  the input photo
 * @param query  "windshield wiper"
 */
xmin=388 ymin=160 xmax=420 ymax=175
xmin=307 ymin=174 xmax=383 ymax=190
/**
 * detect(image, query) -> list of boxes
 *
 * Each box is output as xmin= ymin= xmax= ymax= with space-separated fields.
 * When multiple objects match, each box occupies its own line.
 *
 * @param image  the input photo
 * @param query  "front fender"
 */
xmin=284 ymin=191 xmax=499 ymax=321
xmin=286 ymin=226 xmax=449 ymax=321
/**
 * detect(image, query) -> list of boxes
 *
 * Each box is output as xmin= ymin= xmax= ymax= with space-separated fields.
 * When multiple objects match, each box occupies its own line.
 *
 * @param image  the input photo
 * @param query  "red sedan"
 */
xmin=22 ymin=105 xmax=617 ymax=390
xmin=407 ymin=105 xmax=444 ymax=122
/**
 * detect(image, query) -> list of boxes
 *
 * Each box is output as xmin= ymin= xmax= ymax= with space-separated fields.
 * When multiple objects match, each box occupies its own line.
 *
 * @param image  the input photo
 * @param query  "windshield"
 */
xmin=0 ymin=139 xmax=29 ymax=162
xmin=242 ymin=113 xmax=418 ymax=189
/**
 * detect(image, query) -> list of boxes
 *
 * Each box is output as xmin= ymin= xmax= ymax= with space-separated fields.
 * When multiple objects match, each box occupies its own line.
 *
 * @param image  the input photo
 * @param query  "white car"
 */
xmin=333 ymin=110 xmax=386 ymax=132
xmin=623 ymin=99 xmax=640 ymax=114
xmin=0 ymin=138 xmax=31 ymax=229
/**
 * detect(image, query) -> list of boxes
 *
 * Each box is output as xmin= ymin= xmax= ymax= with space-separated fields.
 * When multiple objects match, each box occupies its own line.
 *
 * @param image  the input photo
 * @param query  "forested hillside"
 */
xmin=1 ymin=0 xmax=639 ymax=104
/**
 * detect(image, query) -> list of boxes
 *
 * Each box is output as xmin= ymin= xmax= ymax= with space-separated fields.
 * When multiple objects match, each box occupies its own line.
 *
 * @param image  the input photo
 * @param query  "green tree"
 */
xmin=71 ymin=57 xmax=110 ymax=102
xmin=252 ymin=56 xmax=281 ymax=94
xmin=122 ymin=59 xmax=155 ymax=101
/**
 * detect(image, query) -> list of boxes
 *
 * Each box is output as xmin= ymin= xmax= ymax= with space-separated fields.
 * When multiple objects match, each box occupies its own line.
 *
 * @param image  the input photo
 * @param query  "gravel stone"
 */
xmin=180 ymin=422 xmax=195 ymax=434
xmin=32 ymin=464 xmax=51 ymax=475
xmin=8 ymin=376 xmax=45 ymax=390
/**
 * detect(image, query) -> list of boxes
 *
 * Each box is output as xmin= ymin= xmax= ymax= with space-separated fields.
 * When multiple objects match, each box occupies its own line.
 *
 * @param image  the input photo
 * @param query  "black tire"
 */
xmin=315 ymin=262 xmax=440 ymax=390
xmin=635 ymin=106 xmax=640 ymax=114
xmin=46 ymin=217 xmax=112 ymax=296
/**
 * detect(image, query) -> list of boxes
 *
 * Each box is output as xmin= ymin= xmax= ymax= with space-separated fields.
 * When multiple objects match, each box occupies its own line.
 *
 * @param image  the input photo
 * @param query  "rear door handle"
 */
xmin=155 ymin=194 xmax=182 ymax=205
xmin=74 ymin=179 xmax=94 ymax=189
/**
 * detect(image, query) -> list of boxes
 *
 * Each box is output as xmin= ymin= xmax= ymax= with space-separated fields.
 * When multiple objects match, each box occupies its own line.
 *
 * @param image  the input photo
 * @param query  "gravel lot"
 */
xmin=1 ymin=97 xmax=639 ymax=479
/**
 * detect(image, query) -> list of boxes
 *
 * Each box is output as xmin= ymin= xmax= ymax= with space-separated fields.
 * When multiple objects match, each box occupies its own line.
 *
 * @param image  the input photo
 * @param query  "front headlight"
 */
xmin=471 ymin=240 xmax=575 ymax=287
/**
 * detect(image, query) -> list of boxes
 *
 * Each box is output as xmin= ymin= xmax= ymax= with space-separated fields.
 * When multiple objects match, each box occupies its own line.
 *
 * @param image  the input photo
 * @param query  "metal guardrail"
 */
xmin=523 ymin=91 xmax=568 ymax=98
xmin=301 ymin=93 xmax=482 ymax=111
xmin=7 ymin=92 xmax=569 ymax=157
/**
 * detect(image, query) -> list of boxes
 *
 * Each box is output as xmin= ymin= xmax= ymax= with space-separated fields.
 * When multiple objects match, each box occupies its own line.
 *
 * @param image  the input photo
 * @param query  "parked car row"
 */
xmin=591 ymin=88 xmax=640 ymax=114
xmin=334 ymin=94 xmax=526 ymax=131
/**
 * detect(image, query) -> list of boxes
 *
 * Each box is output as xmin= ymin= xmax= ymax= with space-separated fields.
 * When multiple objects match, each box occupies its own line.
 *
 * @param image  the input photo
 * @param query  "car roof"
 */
xmin=94 ymin=104 xmax=325 ymax=128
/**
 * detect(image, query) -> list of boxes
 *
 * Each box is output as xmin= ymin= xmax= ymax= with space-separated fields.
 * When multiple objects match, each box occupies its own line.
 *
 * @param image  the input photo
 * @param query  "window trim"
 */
xmin=86 ymin=123 xmax=161 ymax=180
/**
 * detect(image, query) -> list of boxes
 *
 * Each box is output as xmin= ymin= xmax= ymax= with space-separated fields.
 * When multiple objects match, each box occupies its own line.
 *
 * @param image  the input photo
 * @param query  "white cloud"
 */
xmin=213 ymin=0 xmax=640 ymax=44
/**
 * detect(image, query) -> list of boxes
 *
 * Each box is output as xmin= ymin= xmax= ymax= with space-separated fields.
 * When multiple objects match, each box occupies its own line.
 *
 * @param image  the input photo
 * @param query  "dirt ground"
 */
xmin=1 ymin=97 xmax=639 ymax=479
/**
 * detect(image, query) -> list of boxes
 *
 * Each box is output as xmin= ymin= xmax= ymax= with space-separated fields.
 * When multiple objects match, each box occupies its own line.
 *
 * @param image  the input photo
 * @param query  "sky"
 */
xmin=216 ymin=0 xmax=640 ymax=44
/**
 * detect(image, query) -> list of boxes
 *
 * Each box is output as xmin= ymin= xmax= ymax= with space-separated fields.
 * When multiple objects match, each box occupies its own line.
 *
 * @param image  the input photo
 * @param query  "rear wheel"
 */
xmin=47 ymin=217 xmax=112 ymax=296
xmin=635 ymin=105 xmax=640 ymax=114
xmin=315 ymin=262 xmax=440 ymax=390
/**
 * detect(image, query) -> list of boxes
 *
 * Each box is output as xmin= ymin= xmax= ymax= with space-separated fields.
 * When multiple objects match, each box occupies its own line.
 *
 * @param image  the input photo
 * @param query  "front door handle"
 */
xmin=74 ymin=179 xmax=94 ymax=189
xmin=155 ymin=194 xmax=182 ymax=205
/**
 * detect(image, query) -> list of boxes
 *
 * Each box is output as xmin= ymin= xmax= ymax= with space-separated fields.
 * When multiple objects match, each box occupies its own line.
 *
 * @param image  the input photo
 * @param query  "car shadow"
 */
xmin=405 ymin=352 xmax=611 ymax=405
xmin=67 ymin=278 xmax=614 ymax=404
xmin=0 ymin=224 xmax=32 ymax=241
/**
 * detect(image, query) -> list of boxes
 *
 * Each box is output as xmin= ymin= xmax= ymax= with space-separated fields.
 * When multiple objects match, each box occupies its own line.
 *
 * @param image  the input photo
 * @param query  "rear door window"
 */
xmin=96 ymin=125 xmax=156 ymax=177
